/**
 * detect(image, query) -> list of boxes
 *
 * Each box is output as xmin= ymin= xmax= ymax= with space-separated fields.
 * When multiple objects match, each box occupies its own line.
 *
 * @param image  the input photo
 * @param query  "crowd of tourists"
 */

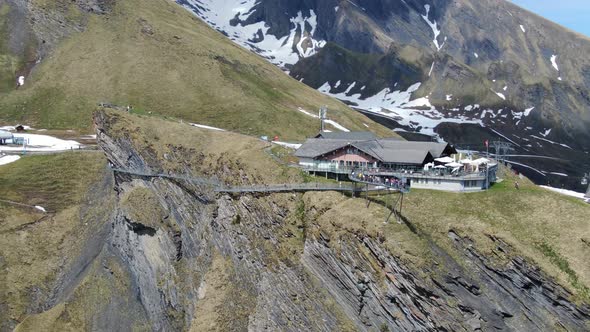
xmin=350 ymin=170 xmax=407 ymax=190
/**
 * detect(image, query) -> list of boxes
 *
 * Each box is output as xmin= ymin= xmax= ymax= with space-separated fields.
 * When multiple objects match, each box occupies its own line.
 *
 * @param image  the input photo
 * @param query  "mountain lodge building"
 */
xmin=295 ymin=132 xmax=497 ymax=192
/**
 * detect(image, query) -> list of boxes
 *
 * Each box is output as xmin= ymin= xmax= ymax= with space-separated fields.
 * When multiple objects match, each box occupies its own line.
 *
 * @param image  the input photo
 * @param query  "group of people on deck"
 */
xmin=351 ymin=171 xmax=406 ymax=190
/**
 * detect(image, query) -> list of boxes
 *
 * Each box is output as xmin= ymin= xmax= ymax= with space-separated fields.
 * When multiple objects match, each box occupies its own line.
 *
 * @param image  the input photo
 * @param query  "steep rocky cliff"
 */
xmin=9 ymin=109 xmax=588 ymax=331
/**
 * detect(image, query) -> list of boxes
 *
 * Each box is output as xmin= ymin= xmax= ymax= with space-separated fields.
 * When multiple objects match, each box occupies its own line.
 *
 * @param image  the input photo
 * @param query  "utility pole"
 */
xmin=491 ymin=141 xmax=514 ymax=163
xmin=485 ymin=139 xmax=489 ymax=189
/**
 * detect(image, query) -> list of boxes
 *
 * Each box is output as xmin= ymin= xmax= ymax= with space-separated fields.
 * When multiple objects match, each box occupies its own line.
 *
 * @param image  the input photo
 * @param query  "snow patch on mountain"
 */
xmin=550 ymin=55 xmax=559 ymax=71
xmin=491 ymin=89 xmax=506 ymax=100
xmin=190 ymin=123 xmax=225 ymax=131
xmin=317 ymin=81 xmax=481 ymax=136
xmin=421 ymin=5 xmax=443 ymax=51
xmin=179 ymin=0 xmax=326 ymax=68
xmin=540 ymin=186 xmax=586 ymax=199
xmin=0 ymin=155 xmax=20 ymax=166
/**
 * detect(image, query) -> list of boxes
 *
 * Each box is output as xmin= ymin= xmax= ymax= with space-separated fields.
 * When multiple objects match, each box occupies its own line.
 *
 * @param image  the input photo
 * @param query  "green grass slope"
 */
xmin=402 ymin=168 xmax=590 ymax=302
xmin=0 ymin=152 xmax=110 ymax=329
xmin=0 ymin=0 xmax=395 ymax=140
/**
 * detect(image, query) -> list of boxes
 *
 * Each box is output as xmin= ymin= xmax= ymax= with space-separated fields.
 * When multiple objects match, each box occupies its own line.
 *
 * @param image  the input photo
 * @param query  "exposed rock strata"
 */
xmin=11 ymin=110 xmax=588 ymax=331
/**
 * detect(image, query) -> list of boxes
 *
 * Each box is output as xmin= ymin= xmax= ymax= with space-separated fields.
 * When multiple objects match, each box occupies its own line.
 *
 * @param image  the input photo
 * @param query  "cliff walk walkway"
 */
xmin=111 ymin=167 xmax=407 ymax=223
xmin=110 ymin=168 xmax=407 ymax=194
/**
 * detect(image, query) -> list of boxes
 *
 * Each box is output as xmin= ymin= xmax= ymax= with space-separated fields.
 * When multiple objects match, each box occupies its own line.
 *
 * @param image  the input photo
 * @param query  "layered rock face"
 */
xmin=180 ymin=0 xmax=590 ymax=190
xmin=42 ymin=109 xmax=583 ymax=331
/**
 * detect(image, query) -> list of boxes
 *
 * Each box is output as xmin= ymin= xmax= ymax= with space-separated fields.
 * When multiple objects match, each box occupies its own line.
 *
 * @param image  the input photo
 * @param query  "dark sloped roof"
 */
xmin=315 ymin=131 xmax=377 ymax=141
xmin=294 ymin=139 xmax=350 ymax=158
xmin=352 ymin=141 xmax=434 ymax=164
xmin=376 ymin=140 xmax=453 ymax=158
xmin=295 ymin=138 xmax=450 ymax=164
xmin=378 ymin=149 xmax=433 ymax=164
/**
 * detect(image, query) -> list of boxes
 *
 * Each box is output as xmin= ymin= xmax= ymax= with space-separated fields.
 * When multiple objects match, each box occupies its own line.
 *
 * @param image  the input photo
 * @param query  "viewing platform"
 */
xmin=301 ymin=164 xmax=496 ymax=192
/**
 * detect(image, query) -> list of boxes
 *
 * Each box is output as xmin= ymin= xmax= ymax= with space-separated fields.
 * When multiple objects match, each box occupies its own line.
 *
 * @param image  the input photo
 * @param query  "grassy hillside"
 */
xmin=0 ymin=0 xmax=395 ymax=140
xmin=303 ymin=168 xmax=590 ymax=303
xmin=0 ymin=152 xmax=106 ymax=211
xmin=0 ymin=152 xmax=110 ymax=329
xmin=402 ymin=168 xmax=590 ymax=301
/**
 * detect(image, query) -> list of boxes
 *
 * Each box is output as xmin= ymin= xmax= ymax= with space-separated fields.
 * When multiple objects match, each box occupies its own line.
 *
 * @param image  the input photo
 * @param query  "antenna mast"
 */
xmin=319 ymin=106 xmax=327 ymax=132
xmin=583 ymin=173 xmax=590 ymax=198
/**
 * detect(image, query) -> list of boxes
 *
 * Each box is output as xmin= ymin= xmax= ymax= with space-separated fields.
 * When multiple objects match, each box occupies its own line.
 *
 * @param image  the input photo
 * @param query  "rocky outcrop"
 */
xmin=85 ymin=110 xmax=590 ymax=330
xmin=441 ymin=231 xmax=590 ymax=331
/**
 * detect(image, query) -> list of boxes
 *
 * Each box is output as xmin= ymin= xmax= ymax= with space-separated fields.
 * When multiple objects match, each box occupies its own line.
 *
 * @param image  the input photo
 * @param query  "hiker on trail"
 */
xmin=514 ymin=181 xmax=520 ymax=190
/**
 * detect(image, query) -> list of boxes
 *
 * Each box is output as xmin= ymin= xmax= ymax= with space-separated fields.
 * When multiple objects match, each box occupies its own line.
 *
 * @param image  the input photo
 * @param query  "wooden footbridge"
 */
xmin=111 ymin=167 xmax=407 ymax=223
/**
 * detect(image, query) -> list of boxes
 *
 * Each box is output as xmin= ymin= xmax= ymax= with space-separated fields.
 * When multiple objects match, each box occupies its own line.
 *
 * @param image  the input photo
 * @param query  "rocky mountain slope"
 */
xmin=0 ymin=0 xmax=393 ymax=140
xmin=180 ymin=0 xmax=590 ymax=190
xmin=2 ymin=109 xmax=589 ymax=331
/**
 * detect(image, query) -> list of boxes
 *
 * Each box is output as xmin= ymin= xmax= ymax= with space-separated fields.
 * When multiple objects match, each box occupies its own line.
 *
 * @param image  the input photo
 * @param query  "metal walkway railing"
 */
xmin=215 ymin=183 xmax=356 ymax=193
xmin=111 ymin=168 xmax=221 ymax=186
xmin=111 ymin=167 xmax=405 ymax=194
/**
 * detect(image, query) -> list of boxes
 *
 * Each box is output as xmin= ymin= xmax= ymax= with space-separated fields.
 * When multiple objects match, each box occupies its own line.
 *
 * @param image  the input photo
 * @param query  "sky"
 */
xmin=511 ymin=0 xmax=590 ymax=37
